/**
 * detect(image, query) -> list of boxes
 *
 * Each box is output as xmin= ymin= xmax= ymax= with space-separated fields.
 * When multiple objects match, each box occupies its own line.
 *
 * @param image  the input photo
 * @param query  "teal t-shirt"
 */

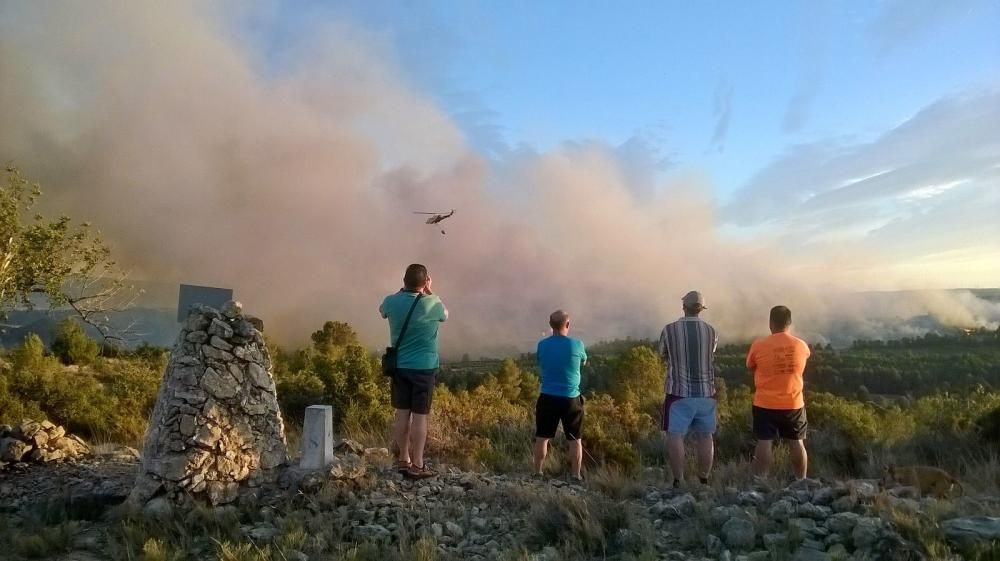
xmin=537 ymin=335 xmax=587 ymax=398
xmin=380 ymin=291 xmax=448 ymax=370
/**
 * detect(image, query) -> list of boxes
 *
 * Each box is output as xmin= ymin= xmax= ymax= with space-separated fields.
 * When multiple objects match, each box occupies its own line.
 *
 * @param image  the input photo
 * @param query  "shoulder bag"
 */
xmin=382 ymin=292 xmax=423 ymax=376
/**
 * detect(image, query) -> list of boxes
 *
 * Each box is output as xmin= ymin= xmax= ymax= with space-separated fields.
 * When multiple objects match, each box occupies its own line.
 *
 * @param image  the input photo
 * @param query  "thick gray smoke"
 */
xmin=1 ymin=2 xmax=997 ymax=355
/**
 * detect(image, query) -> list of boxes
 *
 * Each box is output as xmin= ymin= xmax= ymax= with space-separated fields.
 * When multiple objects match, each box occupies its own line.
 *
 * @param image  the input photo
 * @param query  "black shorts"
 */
xmin=535 ymin=394 xmax=584 ymax=440
xmin=391 ymin=369 xmax=437 ymax=414
xmin=753 ymin=406 xmax=807 ymax=441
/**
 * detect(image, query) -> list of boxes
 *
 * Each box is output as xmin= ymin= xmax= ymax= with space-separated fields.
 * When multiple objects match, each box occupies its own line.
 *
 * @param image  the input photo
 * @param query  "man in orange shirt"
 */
xmin=746 ymin=306 xmax=812 ymax=480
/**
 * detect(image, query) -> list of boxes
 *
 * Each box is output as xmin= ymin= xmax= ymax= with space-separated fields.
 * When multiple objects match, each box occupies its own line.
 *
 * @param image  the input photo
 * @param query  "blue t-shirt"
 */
xmin=537 ymin=335 xmax=587 ymax=398
xmin=380 ymin=291 xmax=448 ymax=370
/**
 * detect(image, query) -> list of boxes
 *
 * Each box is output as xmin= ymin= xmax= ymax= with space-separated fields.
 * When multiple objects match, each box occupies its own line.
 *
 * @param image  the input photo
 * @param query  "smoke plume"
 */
xmin=1 ymin=2 xmax=997 ymax=355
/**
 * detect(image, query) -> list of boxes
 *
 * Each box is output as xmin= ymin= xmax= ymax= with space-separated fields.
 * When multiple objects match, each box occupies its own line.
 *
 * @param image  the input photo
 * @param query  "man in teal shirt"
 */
xmin=534 ymin=310 xmax=587 ymax=480
xmin=380 ymin=264 xmax=448 ymax=479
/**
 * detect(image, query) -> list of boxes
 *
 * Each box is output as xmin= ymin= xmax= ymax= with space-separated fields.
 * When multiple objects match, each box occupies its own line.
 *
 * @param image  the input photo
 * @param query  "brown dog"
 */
xmin=880 ymin=464 xmax=964 ymax=499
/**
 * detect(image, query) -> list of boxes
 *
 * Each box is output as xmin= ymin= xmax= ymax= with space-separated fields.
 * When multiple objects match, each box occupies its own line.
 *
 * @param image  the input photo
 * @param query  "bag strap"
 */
xmin=394 ymin=292 xmax=424 ymax=348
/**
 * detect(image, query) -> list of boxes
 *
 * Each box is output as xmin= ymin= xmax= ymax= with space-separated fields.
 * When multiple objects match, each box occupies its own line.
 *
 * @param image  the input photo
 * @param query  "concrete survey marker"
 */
xmin=300 ymin=405 xmax=334 ymax=470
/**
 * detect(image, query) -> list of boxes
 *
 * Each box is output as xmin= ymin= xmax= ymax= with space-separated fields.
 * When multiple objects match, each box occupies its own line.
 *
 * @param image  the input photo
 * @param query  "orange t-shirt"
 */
xmin=746 ymin=332 xmax=811 ymax=410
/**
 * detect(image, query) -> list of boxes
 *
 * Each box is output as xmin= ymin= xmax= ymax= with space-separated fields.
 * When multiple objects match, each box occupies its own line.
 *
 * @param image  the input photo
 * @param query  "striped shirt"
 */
xmin=657 ymin=316 xmax=719 ymax=398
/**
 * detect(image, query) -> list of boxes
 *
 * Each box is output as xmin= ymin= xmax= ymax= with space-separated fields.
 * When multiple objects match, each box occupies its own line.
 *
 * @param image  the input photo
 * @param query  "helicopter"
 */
xmin=413 ymin=209 xmax=455 ymax=235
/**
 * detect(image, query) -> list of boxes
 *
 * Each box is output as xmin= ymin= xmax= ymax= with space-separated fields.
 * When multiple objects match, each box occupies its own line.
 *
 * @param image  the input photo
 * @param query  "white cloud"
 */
xmin=724 ymin=91 xmax=1000 ymax=286
xmin=899 ymin=179 xmax=968 ymax=202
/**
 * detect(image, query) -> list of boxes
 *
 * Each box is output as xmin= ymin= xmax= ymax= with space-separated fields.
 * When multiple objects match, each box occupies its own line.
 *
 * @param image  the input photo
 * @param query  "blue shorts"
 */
xmin=663 ymin=396 xmax=717 ymax=434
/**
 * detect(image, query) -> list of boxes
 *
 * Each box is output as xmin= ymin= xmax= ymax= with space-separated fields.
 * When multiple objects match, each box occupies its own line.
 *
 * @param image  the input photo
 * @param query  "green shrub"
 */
xmin=0 ymin=335 xmax=160 ymax=443
xmin=581 ymin=393 xmax=655 ymax=474
xmin=432 ymin=382 xmax=532 ymax=471
xmin=275 ymin=370 xmax=327 ymax=425
xmin=606 ymin=346 xmax=663 ymax=413
xmin=0 ymin=374 xmax=45 ymax=425
xmin=50 ymin=318 xmax=100 ymax=365
xmin=10 ymin=333 xmax=48 ymax=371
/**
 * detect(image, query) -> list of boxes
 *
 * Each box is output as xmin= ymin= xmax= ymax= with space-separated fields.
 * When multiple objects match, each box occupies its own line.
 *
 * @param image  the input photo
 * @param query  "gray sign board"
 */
xmin=177 ymin=284 xmax=234 ymax=322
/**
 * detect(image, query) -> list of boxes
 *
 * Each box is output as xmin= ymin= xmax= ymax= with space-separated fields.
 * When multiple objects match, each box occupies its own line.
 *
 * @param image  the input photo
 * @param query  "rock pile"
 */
xmin=129 ymin=301 xmax=287 ymax=507
xmin=0 ymin=419 xmax=90 ymax=468
xmin=643 ymin=478 xmax=925 ymax=561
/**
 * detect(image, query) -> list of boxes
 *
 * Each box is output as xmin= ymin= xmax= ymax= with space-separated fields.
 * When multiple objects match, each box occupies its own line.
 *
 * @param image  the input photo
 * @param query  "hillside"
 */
xmin=1 ymin=318 xmax=999 ymax=559
xmin=2 ymin=441 xmax=999 ymax=561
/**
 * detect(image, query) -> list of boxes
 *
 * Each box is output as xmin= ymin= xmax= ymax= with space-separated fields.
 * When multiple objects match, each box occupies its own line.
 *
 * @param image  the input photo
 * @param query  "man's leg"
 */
xmin=666 ymin=432 xmax=687 ymax=484
xmin=567 ymin=439 xmax=583 ymax=479
xmin=534 ymin=395 xmax=559 ymax=475
xmin=393 ymin=409 xmax=411 ymax=464
xmin=751 ymin=406 xmax=777 ymax=478
xmin=694 ymin=432 xmax=714 ymax=481
xmin=751 ymin=440 xmax=773 ymax=477
xmin=407 ymin=371 xmax=436 ymax=472
xmin=533 ymin=438 xmax=550 ymax=474
xmin=564 ymin=396 xmax=585 ymax=480
xmin=666 ymin=398 xmax=692 ymax=485
xmin=691 ymin=399 xmax=716 ymax=483
xmin=788 ymin=439 xmax=808 ymax=480
xmin=783 ymin=408 xmax=809 ymax=480
xmin=409 ymin=413 xmax=429 ymax=468
xmin=391 ymin=372 xmax=412 ymax=466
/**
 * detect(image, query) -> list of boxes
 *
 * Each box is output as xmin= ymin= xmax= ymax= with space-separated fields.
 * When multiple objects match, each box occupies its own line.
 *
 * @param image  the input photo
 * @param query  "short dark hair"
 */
xmin=770 ymin=305 xmax=792 ymax=329
xmin=403 ymin=264 xmax=428 ymax=289
xmin=549 ymin=310 xmax=570 ymax=329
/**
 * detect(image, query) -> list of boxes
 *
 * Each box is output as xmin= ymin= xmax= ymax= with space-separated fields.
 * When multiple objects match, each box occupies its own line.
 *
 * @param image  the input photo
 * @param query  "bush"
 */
xmin=431 ymin=382 xmax=532 ymax=471
xmin=50 ymin=318 xmax=99 ymax=365
xmin=0 ymin=334 xmax=161 ymax=443
xmin=272 ymin=323 xmax=392 ymax=434
xmin=276 ymin=371 xmax=327 ymax=425
xmin=580 ymin=393 xmax=656 ymax=474
xmin=606 ymin=346 xmax=663 ymax=413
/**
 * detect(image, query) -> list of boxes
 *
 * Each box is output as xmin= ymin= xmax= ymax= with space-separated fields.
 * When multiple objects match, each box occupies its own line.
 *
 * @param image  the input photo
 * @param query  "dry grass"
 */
xmin=525 ymin=489 xmax=655 ymax=558
xmin=585 ymin=465 xmax=650 ymax=500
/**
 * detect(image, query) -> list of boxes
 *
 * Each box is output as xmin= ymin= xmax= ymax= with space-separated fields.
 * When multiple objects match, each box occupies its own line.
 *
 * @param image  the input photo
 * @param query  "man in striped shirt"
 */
xmin=658 ymin=290 xmax=719 ymax=488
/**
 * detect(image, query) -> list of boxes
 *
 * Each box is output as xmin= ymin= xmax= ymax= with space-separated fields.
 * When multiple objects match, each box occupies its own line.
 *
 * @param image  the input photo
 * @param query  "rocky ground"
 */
xmin=1 ymin=448 xmax=999 ymax=561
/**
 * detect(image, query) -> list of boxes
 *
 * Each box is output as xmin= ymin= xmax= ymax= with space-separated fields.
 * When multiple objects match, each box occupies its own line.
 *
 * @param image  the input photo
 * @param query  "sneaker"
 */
xmin=672 ymin=479 xmax=682 ymax=489
xmin=396 ymin=460 xmax=411 ymax=474
xmin=405 ymin=463 xmax=438 ymax=480
xmin=699 ymin=476 xmax=710 ymax=486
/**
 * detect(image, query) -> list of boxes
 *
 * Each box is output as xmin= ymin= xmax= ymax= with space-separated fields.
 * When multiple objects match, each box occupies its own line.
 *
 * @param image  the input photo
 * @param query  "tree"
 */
xmin=10 ymin=332 xmax=48 ymax=372
xmin=0 ymin=167 xmax=134 ymax=341
xmin=51 ymin=317 xmax=100 ymax=365
xmin=495 ymin=358 xmax=525 ymax=403
xmin=608 ymin=346 xmax=663 ymax=410
xmin=310 ymin=320 xmax=359 ymax=356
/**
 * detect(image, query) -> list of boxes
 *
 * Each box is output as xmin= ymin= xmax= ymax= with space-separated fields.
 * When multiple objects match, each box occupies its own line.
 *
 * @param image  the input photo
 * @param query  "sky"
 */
xmin=257 ymin=1 xmax=999 ymax=195
xmin=1 ymin=1 xmax=999 ymax=350
xmin=246 ymin=0 xmax=1000 ymax=287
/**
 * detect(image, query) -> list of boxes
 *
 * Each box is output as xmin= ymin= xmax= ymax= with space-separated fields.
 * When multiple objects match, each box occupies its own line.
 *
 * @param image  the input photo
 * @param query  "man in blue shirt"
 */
xmin=534 ymin=310 xmax=588 ymax=480
xmin=380 ymin=264 xmax=448 ymax=480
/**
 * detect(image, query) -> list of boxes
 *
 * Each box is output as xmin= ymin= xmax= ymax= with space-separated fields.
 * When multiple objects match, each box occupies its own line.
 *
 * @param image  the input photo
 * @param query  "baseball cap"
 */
xmin=682 ymin=291 xmax=707 ymax=309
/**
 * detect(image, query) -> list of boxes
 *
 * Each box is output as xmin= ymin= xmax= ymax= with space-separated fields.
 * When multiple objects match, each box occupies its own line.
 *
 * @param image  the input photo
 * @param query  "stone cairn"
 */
xmin=0 ymin=419 xmax=90 ymax=468
xmin=129 ymin=301 xmax=287 ymax=507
